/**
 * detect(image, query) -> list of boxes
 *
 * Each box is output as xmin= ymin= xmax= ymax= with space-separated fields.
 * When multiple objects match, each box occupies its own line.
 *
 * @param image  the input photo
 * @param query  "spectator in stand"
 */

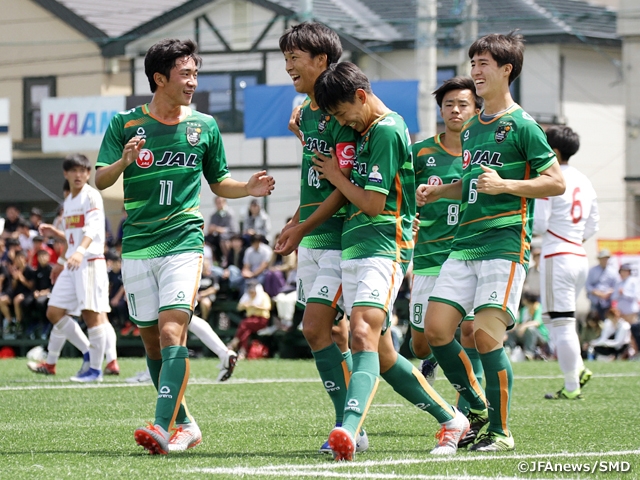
xmin=16 ymin=218 xmax=37 ymax=253
xmin=212 ymin=233 xmax=246 ymax=297
xmin=22 ymin=249 xmax=53 ymax=338
xmin=506 ymin=292 xmax=549 ymax=360
xmin=2 ymin=238 xmax=21 ymax=264
xmin=579 ymin=312 xmax=602 ymax=359
xmin=206 ymin=196 xmax=238 ymax=264
xmin=196 ymin=259 xmax=219 ymax=321
xmin=522 ymin=242 xmax=541 ymax=300
xmin=242 ymin=199 xmax=271 ymax=244
xmin=2 ymin=251 xmax=34 ymax=338
xmin=106 ymin=251 xmax=128 ymax=330
xmin=228 ymin=281 xmax=272 ymax=357
xmin=611 ymin=263 xmax=640 ymax=355
xmin=0 ymin=257 xmax=11 ymax=337
xmin=2 ymin=205 xmax=22 ymax=237
xmin=263 ymin=232 xmax=297 ymax=297
xmin=585 ymin=249 xmax=619 ymax=320
xmin=29 ymin=208 xmax=43 ymax=231
xmin=29 ymin=235 xmax=57 ymax=269
xmin=242 ymin=234 xmax=272 ymax=288
xmin=590 ymin=307 xmax=631 ymax=360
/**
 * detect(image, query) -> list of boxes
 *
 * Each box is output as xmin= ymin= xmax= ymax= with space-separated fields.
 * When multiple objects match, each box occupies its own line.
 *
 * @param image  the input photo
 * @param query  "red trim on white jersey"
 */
xmin=544 ymin=251 xmax=587 ymax=259
xmin=548 ymin=229 xmax=582 ymax=246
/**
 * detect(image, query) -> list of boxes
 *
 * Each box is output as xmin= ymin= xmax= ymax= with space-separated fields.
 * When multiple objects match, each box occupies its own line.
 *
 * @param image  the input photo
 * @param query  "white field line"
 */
xmin=186 ymin=449 xmax=640 ymax=479
xmin=2 ymin=371 xmax=640 ymax=392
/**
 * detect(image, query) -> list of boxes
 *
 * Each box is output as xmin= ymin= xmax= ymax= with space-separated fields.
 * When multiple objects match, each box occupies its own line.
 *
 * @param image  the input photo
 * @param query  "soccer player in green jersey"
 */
xmin=94 ymin=38 xmax=274 ymax=455
xmin=275 ymin=23 xmax=368 ymax=454
xmin=418 ymin=32 xmax=565 ymax=452
xmin=411 ymin=77 xmax=485 ymax=436
xmin=314 ymin=62 xmax=470 ymax=461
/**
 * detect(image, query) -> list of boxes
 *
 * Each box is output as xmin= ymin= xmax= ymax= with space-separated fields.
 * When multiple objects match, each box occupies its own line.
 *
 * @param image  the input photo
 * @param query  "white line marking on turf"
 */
xmin=186 ymin=450 xmax=640 ymax=478
xmin=2 ymin=371 xmax=640 ymax=392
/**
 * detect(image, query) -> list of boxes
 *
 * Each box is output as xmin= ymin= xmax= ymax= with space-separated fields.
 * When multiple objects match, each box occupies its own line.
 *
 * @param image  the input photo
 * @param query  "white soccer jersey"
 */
xmin=534 ymin=164 xmax=599 ymax=257
xmin=63 ymin=183 xmax=106 ymax=258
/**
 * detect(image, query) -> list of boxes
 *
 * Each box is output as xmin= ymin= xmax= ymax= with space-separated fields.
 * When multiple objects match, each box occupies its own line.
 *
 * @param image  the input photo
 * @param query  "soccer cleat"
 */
xmin=76 ymin=352 xmax=91 ymax=377
xmin=419 ymin=359 xmax=439 ymax=386
xmin=355 ymin=428 xmax=369 ymax=453
xmin=168 ymin=422 xmax=202 ymax=452
xmin=70 ymin=367 xmax=103 ymax=383
xmin=217 ymin=350 xmax=238 ymax=382
xmin=328 ymin=426 xmax=356 ymax=461
xmin=544 ymin=387 xmax=583 ymax=400
xmin=27 ymin=361 xmax=56 ymax=375
xmin=458 ymin=408 xmax=489 ymax=448
xmin=469 ymin=431 xmax=515 ymax=452
xmin=579 ymin=367 xmax=592 ymax=388
xmin=430 ymin=407 xmax=470 ymax=455
xmin=104 ymin=359 xmax=120 ymax=375
xmin=134 ymin=424 xmax=170 ymax=455
xmin=126 ymin=370 xmax=152 ymax=383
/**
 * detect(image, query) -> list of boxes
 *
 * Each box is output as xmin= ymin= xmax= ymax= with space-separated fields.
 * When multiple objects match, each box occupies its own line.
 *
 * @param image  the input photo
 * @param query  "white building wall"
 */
xmin=519 ymin=44 xmax=560 ymax=123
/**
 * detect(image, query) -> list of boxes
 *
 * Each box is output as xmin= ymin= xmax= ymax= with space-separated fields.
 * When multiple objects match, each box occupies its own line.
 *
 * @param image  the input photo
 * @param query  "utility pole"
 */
xmin=416 ymin=0 xmax=437 ymax=140
xmin=458 ymin=0 xmax=478 ymax=76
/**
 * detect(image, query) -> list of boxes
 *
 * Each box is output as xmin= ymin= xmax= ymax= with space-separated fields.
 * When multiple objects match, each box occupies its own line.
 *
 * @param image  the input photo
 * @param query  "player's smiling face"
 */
xmin=284 ymin=49 xmax=327 ymax=95
xmin=164 ymin=56 xmax=198 ymax=106
xmin=440 ymin=89 xmax=478 ymax=133
xmin=328 ymin=90 xmax=368 ymax=133
xmin=470 ymin=51 xmax=511 ymax=100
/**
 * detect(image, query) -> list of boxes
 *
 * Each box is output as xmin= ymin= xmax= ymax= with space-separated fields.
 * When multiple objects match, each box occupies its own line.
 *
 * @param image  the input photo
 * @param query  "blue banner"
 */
xmin=244 ymin=80 xmax=418 ymax=138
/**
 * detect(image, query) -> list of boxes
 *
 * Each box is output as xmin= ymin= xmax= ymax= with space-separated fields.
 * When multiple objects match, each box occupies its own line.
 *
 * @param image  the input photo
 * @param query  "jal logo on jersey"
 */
xmin=136 ymin=149 xmax=154 ymax=168
xmin=65 ymin=215 xmax=85 ymax=229
xmin=462 ymin=150 xmax=472 ymax=169
xmin=186 ymin=125 xmax=201 ymax=146
xmin=470 ymin=150 xmax=503 ymax=167
xmin=494 ymin=122 xmax=512 ymax=144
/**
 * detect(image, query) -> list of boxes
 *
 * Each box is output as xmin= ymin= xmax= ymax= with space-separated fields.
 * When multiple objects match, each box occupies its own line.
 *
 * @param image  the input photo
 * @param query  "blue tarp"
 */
xmin=244 ymin=80 xmax=419 ymax=138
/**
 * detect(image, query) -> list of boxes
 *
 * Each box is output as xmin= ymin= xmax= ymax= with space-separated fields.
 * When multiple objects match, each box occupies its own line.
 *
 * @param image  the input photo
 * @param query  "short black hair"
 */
xmin=279 ymin=22 xmax=343 ymax=66
xmin=522 ymin=291 xmax=540 ymax=304
xmin=545 ymin=125 xmax=580 ymax=162
xmin=314 ymin=62 xmax=371 ymax=114
xmin=433 ymin=76 xmax=483 ymax=109
xmin=63 ymin=180 xmax=70 ymax=192
xmin=469 ymin=31 xmax=524 ymax=85
xmin=62 ymin=153 xmax=91 ymax=172
xmin=144 ymin=38 xmax=202 ymax=93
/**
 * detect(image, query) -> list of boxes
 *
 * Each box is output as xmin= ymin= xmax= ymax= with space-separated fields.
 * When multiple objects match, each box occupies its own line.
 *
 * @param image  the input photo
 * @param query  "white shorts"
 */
xmin=341 ymin=258 xmax=404 ymax=332
xmin=48 ymin=257 xmax=110 ymax=314
xmin=296 ymin=247 xmax=344 ymax=313
xmin=122 ymin=252 xmax=203 ymax=327
xmin=540 ymin=253 xmax=588 ymax=314
xmin=409 ymin=275 xmax=437 ymax=332
xmin=430 ymin=258 xmax=526 ymax=324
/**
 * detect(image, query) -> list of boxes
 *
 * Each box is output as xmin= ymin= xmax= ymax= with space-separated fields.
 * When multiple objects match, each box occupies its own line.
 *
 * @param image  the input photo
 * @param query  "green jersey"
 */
xmin=342 ymin=112 xmax=415 ymax=271
xmin=96 ymin=104 xmax=230 ymax=259
xmin=298 ymin=98 xmax=357 ymax=250
xmin=412 ymin=133 xmax=461 ymax=275
xmin=453 ymin=105 xmax=556 ymax=265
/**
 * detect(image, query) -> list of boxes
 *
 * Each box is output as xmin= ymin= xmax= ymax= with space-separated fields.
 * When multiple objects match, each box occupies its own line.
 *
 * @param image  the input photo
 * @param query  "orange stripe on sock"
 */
xmin=169 ymin=358 xmax=190 ymax=430
xmin=355 ymin=377 xmax=379 ymax=436
xmin=458 ymin=350 xmax=487 ymax=405
xmin=341 ymin=359 xmax=351 ymax=387
xmin=412 ymin=367 xmax=452 ymax=414
xmin=497 ymin=369 xmax=509 ymax=435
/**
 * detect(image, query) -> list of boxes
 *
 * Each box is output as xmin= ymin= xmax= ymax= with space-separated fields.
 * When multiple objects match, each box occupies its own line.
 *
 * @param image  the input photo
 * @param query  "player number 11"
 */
xmin=159 ymin=180 xmax=173 ymax=205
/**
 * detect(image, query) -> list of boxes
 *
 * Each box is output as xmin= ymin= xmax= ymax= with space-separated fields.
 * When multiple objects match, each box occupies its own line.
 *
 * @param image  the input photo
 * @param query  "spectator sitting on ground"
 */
xmin=590 ymin=307 xmax=631 ymax=360
xmin=196 ymin=259 xmax=219 ymax=321
xmin=3 ymin=251 xmax=34 ymax=338
xmin=263 ymin=232 xmax=297 ymax=297
xmin=1 ymin=238 xmax=21 ymax=265
xmin=2 ymin=205 xmax=22 ymax=237
xmin=242 ymin=199 xmax=271 ymax=244
xmin=212 ymin=233 xmax=246 ymax=297
xmin=506 ymin=292 xmax=550 ymax=360
xmin=206 ymin=196 xmax=238 ymax=264
xmin=228 ymin=281 xmax=272 ymax=358
xmin=579 ymin=312 xmax=602 ymax=359
xmin=241 ymin=234 xmax=272 ymax=288
xmin=585 ymin=249 xmax=619 ymax=320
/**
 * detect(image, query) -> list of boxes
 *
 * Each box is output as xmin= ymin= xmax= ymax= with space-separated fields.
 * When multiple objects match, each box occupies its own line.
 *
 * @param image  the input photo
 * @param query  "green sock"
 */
xmin=342 ymin=351 xmax=380 ymax=438
xmin=342 ymin=349 xmax=353 ymax=374
xmin=480 ymin=348 xmax=512 ymax=437
xmin=155 ymin=346 xmax=190 ymax=431
xmin=313 ymin=343 xmax=350 ymax=425
xmin=381 ymin=354 xmax=454 ymax=424
xmin=147 ymin=355 xmax=191 ymax=426
xmin=430 ymin=339 xmax=486 ymax=411
xmin=457 ymin=347 xmax=484 ymax=415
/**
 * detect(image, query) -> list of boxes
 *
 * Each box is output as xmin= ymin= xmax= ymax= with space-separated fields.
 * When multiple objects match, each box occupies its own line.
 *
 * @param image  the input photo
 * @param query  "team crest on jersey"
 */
xmin=186 ymin=125 xmax=202 ymax=146
xmin=462 ymin=150 xmax=471 ymax=169
xmin=318 ymin=115 xmax=330 ymax=133
xmin=427 ymin=175 xmax=443 ymax=186
xmin=136 ymin=149 xmax=154 ymax=168
xmin=494 ymin=122 xmax=512 ymax=144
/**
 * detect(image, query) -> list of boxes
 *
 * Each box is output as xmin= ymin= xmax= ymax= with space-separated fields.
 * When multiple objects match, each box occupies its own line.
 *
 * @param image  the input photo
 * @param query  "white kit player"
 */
xmin=533 ymin=126 xmax=598 ymax=400
xmin=28 ymin=153 xmax=112 ymax=382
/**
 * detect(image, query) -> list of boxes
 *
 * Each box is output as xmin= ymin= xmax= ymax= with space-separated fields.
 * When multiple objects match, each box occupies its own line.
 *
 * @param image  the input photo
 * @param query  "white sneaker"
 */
xmin=169 ymin=422 xmax=202 ymax=452
xmin=217 ymin=350 xmax=238 ymax=382
xmin=430 ymin=407 xmax=470 ymax=455
xmin=126 ymin=370 xmax=152 ymax=383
